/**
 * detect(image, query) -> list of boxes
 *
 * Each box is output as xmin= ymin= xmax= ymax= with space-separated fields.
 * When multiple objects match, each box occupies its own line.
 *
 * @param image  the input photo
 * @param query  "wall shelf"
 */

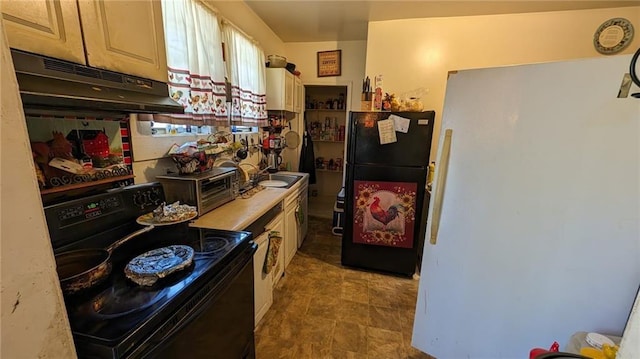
xmin=305 ymin=109 xmax=345 ymax=112
xmin=40 ymin=174 xmax=134 ymax=195
xmin=312 ymin=139 xmax=344 ymax=143
xmin=305 ymin=84 xmax=348 ymax=203
xmin=316 ymin=168 xmax=343 ymax=173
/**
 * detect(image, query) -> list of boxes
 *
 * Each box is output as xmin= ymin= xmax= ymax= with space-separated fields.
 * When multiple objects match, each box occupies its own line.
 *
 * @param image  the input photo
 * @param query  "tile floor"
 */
xmin=255 ymin=216 xmax=434 ymax=359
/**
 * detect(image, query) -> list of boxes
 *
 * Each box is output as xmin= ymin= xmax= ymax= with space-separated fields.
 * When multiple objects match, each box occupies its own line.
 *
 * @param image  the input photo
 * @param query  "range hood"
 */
xmin=11 ymin=50 xmax=184 ymax=114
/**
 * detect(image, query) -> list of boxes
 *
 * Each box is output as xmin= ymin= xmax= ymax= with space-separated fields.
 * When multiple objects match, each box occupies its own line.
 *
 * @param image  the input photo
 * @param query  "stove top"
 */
xmin=65 ymin=226 xmax=252 ymax=352
xmin=44 ymin=183 xmax=256 ymax=358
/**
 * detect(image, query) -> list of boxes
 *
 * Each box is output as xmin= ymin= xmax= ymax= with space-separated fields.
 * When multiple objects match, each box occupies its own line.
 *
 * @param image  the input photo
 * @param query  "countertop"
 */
xmin=190 ymin=172 xmax=309 ymax=231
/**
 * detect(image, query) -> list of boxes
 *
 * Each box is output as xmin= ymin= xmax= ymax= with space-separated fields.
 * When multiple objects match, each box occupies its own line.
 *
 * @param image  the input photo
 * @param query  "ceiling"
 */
xmin=244 ymin=1 xmax=639 ymax=42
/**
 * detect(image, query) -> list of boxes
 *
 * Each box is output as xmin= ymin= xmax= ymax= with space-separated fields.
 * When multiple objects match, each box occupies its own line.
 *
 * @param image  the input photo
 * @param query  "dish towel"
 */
xmin=295 ymin=203 xmax=305 ymax=225
xmin=298 ymin=130 xmax=316 ymax=185
xmin=263 ymin=231 xmax=282 ymax=274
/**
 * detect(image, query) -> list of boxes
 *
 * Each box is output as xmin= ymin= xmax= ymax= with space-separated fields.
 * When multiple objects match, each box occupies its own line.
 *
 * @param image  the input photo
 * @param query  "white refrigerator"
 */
xmin=413 ymin=54 xmax=640 ymax=358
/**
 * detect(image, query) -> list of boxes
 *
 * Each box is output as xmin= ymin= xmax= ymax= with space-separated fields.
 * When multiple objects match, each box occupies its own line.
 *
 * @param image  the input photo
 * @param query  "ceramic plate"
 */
xmin=136 ymin=211 xmax=197 ymax=226
xmin=594 ymin=18 xmax=634 ymax=54
xmin=258 ymin=180 xmax=288 ymax=187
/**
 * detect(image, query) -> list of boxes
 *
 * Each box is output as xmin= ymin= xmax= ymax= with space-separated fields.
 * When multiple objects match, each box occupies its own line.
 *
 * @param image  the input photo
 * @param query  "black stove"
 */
xmin=45 ymin=183 xmax=257 ymax=358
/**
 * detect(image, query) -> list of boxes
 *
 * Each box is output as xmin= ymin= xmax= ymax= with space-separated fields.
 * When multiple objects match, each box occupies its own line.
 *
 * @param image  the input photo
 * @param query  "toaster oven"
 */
xmin=156 ymin=167 xmax=239 ymax=216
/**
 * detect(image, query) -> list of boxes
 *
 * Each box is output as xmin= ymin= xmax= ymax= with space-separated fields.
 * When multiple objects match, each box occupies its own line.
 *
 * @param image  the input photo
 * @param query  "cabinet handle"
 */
xmin=430 ymin=129 xmax=453 ymax=245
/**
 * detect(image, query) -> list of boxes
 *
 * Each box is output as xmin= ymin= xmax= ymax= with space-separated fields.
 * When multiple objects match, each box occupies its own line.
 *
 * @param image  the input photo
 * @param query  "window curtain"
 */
xmin=156 ymin=0 xmax=228 ymax=125
xmin=222 ymin=24 xmax=268 ymax=127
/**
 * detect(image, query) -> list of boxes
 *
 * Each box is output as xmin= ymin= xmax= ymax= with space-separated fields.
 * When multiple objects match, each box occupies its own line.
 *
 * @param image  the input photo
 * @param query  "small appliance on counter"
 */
xmin=266 ymin=150 xmax=283 ymax=173
xmin=156 ymin=167 xmax=239 ymax=216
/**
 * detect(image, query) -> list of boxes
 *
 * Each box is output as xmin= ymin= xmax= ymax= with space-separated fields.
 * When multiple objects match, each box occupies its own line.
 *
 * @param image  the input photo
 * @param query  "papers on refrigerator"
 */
xmin=377 ymin=119 xmax=397 ymax=144
xmin=389 ymin=114 xmax=411 ymax=133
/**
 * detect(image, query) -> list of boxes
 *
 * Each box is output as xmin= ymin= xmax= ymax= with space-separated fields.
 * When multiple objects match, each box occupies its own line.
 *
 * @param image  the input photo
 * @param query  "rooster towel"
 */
xmin=352 ymin=181 xmax=417 ymax=248
xmin=263 ymin=231 xmax=282 ymax=274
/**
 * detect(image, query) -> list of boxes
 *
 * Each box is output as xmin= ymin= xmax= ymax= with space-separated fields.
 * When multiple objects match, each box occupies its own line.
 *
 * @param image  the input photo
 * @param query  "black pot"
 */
xmin=55 ymin=226 xmax=155 ymax=295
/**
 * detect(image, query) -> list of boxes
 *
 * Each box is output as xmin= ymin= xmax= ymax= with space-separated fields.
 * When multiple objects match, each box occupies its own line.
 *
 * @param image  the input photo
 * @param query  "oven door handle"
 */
xmin=144 ymin=248 xmax=254 ymax=350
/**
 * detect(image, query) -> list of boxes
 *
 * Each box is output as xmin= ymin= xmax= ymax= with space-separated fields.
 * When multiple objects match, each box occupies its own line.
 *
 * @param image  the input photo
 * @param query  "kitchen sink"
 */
xmin=257 ymin=173 xmax=303 ymax=189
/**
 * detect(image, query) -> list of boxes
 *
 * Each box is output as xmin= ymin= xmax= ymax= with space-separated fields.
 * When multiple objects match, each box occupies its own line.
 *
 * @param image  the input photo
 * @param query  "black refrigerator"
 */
xmin=342 ymin=111 xmax=435 ymax=276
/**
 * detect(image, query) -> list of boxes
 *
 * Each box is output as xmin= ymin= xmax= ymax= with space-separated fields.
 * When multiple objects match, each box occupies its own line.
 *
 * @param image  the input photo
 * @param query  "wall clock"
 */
xmin=593 ymin=18 xmax=634 ymax=55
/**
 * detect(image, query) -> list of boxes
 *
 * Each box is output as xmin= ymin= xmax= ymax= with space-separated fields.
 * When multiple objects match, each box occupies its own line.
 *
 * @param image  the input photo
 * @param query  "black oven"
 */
xmin=130 ymin=242 xmax=255 ymax=359
xmin=44 ymin=183 xmax=256 ymax=359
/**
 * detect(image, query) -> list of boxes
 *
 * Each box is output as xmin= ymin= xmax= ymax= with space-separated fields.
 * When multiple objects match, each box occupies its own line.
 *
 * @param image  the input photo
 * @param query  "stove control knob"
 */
xmin=133 ymin=191 xmax=147 ymax=209
xmin=148 ymin=189 xmax=162 ymax=206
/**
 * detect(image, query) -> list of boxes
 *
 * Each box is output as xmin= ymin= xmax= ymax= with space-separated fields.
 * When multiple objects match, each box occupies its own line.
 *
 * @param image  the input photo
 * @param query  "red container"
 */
xmin=83 ymin=131 xmax=110 ymax=157
xmin=530 ymin=341 xmax=560 ymax=359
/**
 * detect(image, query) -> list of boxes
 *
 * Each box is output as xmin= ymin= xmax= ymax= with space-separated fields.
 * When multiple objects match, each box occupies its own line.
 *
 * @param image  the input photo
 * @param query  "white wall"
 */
xmin=204 ymin=0 xmax=285 ymax=56
xmin=0 ymin=23 xmax=77 ymax=358
xmin=129 ymin=114 xmax=218 ymax=183
xmin=285 ymin=40 xmax=367 ymax=111
xmin=365 ymin=6 xmax=640 ymax=160
xmin=129 ymin=115 xmax=263 ymax=183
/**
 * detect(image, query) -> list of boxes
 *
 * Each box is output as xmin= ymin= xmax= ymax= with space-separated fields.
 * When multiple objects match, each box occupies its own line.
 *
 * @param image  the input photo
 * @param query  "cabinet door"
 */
xmin=293 ymin=77 xmax=303 ymax=113
xmin=267 ymin=213 xmax=285 ymax=286
xmin=284 ymin=200 xmax=298 ymax=268
xmin=266 ymin=68 xmax=284 ymax=110
xmin=284 ymin=72 xmax=294 ymax=112
xmin=253 ymin=231 xmax=272 ymax=327
xmin=266 ymin=68 xmax=295 ymax=112
xmin=299 ymin=186 xmax=309 ymax=247
xmin=298 ymin=80 xmax=305 ymax=113
xmin=1 ymin=0 xmax=85 ymax=64
xmin=77 ymin=0 xmax=168 ymax=82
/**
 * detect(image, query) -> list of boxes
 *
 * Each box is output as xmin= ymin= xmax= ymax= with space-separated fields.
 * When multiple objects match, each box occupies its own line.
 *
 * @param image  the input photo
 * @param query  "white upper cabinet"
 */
xmin=2 ymin=0 xmax=168 ymax=82
xmin=77 ymin=0 xmax=168 ymax=82
xmin=266 ymin=68 xmax=294 ymax=112
xmin=293 ymin=77 xmax=304 ymax=114
xmin=1 ymin=0 xmax=86 ymax=64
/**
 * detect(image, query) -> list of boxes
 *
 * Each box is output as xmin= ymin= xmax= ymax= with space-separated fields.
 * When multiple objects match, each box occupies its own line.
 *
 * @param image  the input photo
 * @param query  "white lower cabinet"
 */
xmin=298 ymin=183 xmax=309 ymax=248
xmin=252 ymin=182 xmax=308 ymax=327
xmin=284 ymin=194 xmax=299 ymax=268
xmin=284 ymin=179 xmax=309 ymax=268
xmin=253 ymin=230 xmax=272 ymax=328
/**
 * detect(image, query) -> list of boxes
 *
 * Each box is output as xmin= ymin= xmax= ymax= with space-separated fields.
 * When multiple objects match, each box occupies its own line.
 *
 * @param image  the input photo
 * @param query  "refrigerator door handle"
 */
xmin=430 ymin=129 xmax=453 ymax=245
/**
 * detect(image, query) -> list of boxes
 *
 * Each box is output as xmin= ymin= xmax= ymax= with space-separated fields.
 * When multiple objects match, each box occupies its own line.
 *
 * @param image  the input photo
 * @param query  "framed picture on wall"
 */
xmin=317 ymin=50 xmax=342 ymax=77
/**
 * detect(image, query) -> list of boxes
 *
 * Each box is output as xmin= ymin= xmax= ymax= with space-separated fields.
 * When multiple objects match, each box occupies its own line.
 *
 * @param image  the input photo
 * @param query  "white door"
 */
xmin=413 ymin=55 xmax=640 ymax=358
xmin=1 ymin=0 xmax=85 ymax=64
xmin=77 ymin=0 xmax=168 ymax=81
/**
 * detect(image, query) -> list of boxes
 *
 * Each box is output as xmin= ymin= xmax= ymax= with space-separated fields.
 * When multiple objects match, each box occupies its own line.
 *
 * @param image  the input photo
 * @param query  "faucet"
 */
xmin=238 ymin=162 xmax=270 ymax=187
